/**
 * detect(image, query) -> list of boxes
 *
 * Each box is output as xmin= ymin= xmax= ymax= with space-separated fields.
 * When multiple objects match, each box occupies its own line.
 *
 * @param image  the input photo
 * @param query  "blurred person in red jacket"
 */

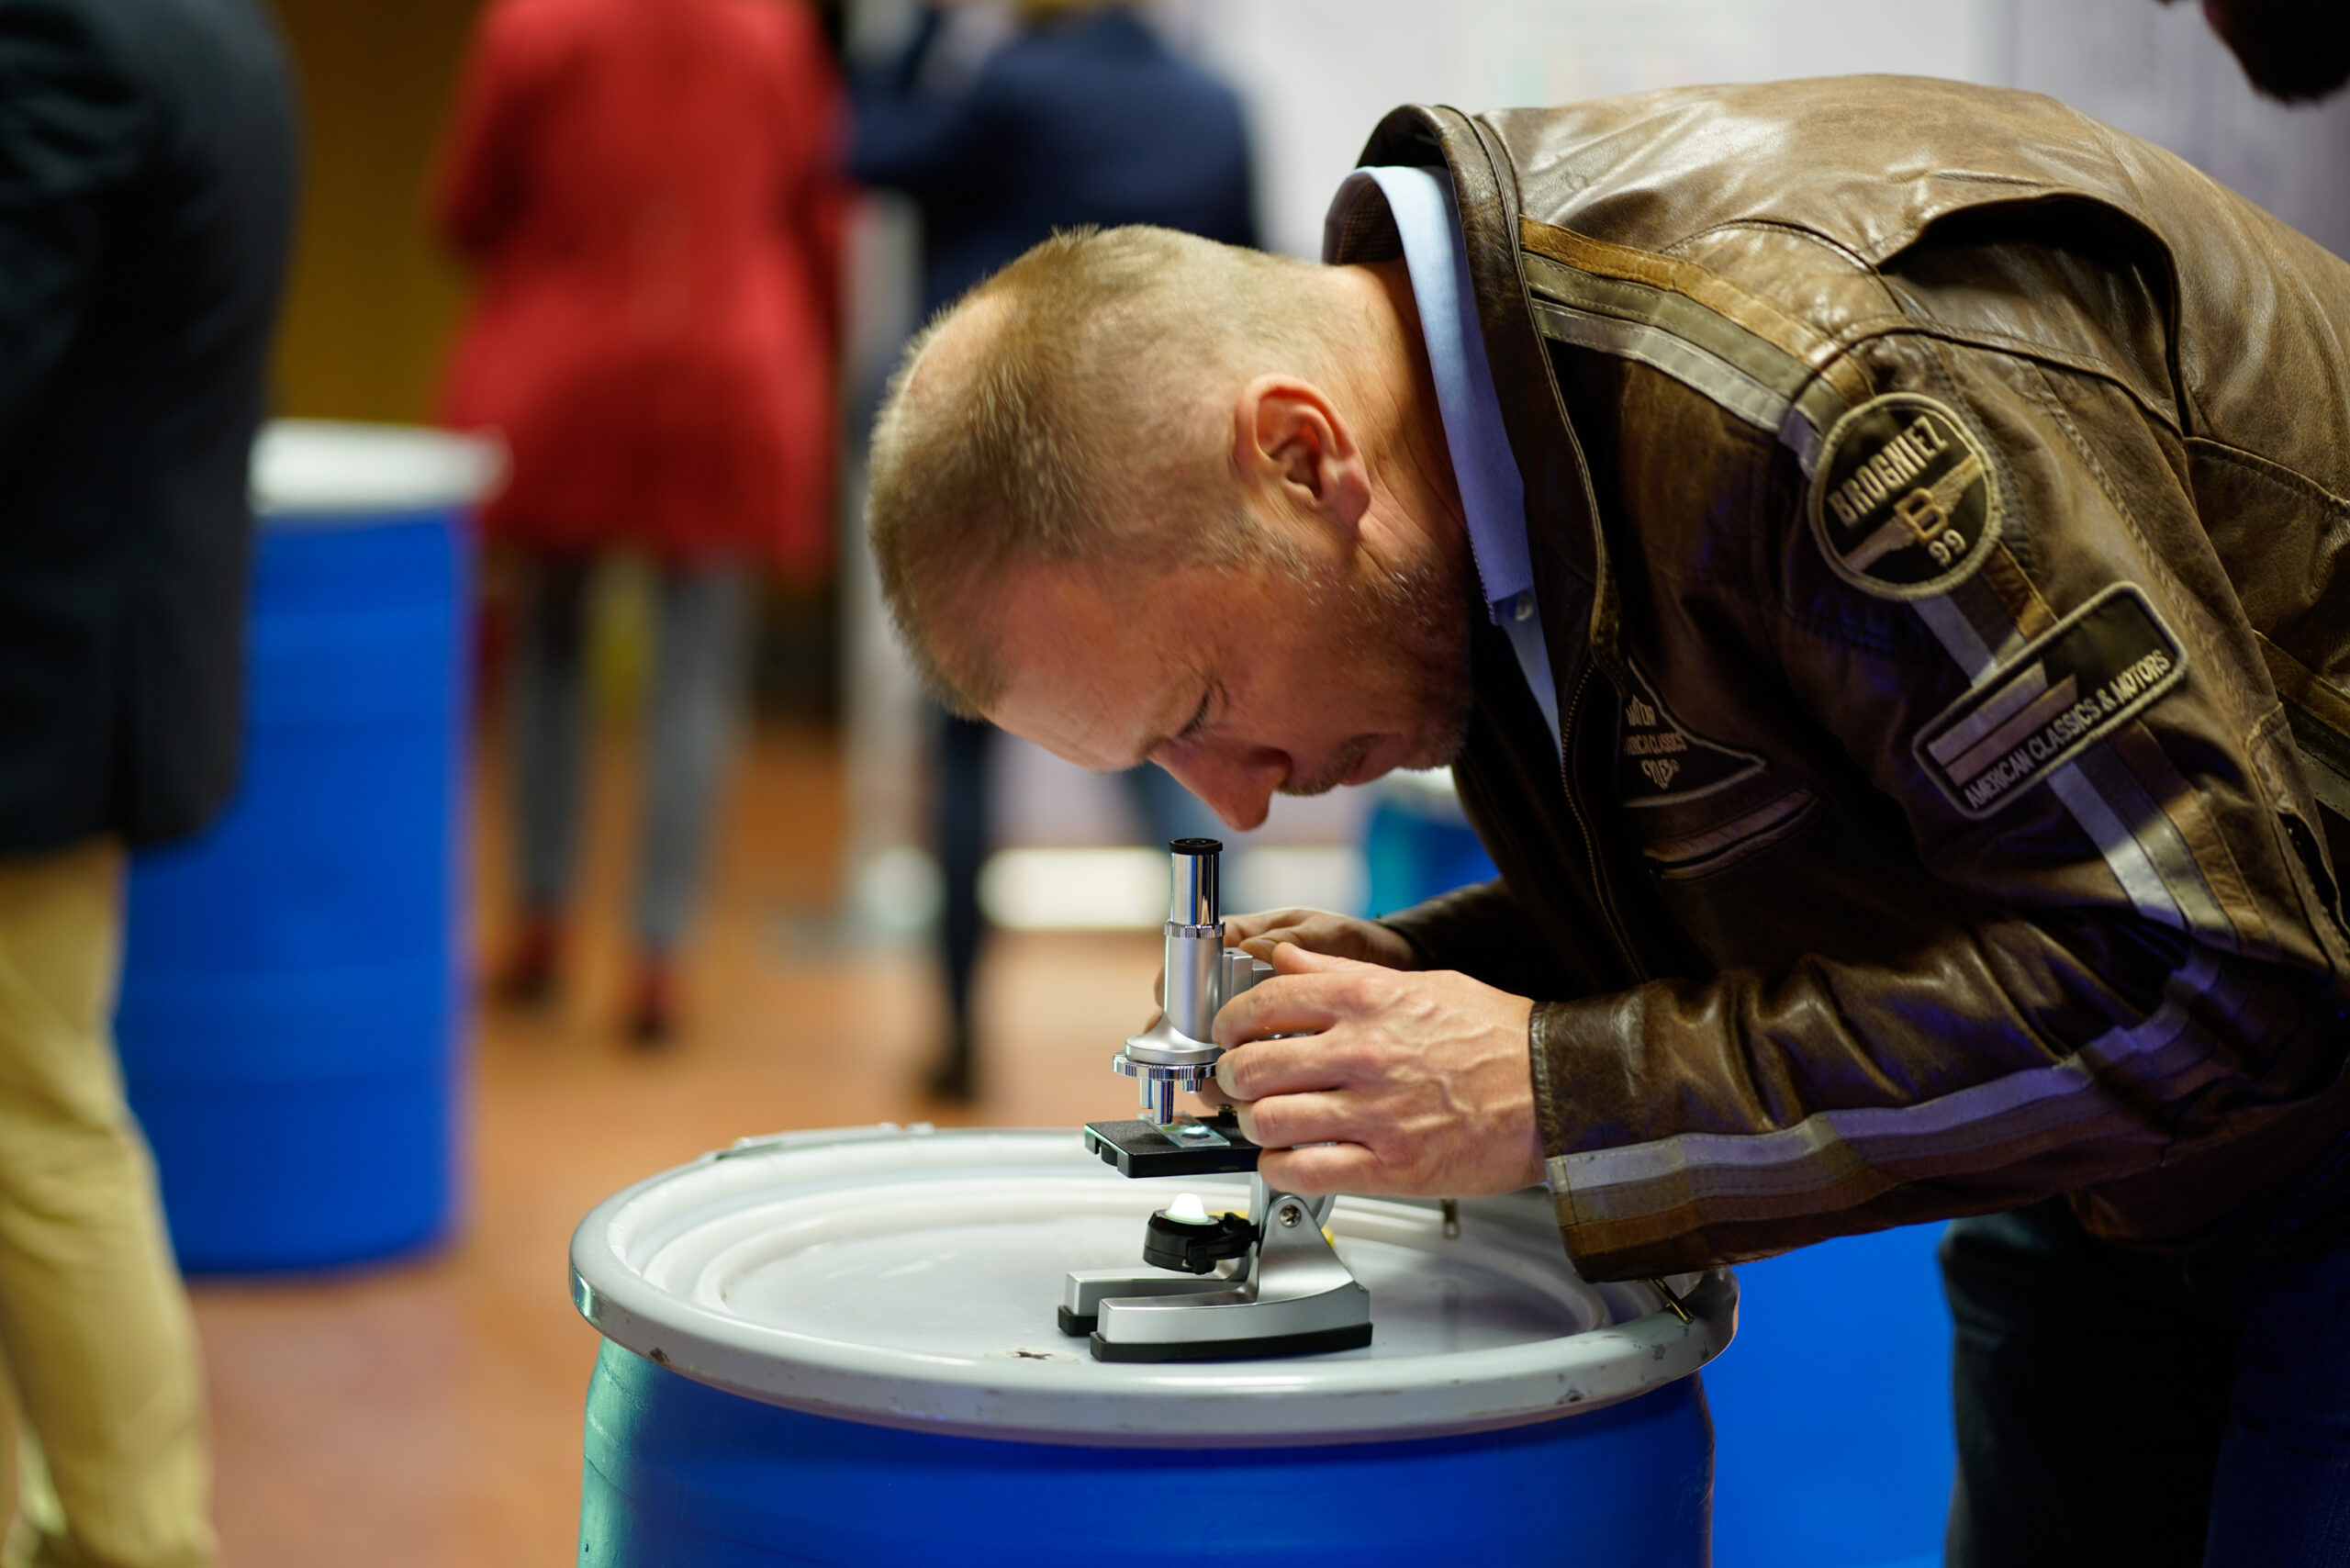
xmin=434 ymin=0 xmax=845 ymax=1043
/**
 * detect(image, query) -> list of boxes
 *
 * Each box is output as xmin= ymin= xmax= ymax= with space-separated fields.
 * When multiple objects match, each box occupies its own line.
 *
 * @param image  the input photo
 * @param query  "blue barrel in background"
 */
xmin=1708 ymin=1225 xmax=1954 ymax=1568
xmin=1360 ymin=767 xmax=1497 ymax=916
xmin=115 ymin=420 xmax=500 ymax=1272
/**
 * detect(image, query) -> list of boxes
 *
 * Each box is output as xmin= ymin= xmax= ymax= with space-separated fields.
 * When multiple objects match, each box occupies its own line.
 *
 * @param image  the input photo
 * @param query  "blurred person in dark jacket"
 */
xmin=852 ymin=0 xmax=1255 ymax=1100
xmin=2163 ymin=0 xmax=2350 ymax=101
xmin=436 ymin=0 xmax=846 ymax=1044
xmin=0 ymin=0 xmax=296 ymax=1562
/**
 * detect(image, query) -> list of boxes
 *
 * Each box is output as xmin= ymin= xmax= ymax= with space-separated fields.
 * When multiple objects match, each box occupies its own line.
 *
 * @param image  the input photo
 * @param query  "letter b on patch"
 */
xmin=1808 ymin=393 xmax=2002 ymax=598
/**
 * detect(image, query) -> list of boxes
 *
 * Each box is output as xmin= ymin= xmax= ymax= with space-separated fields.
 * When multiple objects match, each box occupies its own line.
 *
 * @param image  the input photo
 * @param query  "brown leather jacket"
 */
xmin=1354 ymin=78 xmax=2350 ymax=1280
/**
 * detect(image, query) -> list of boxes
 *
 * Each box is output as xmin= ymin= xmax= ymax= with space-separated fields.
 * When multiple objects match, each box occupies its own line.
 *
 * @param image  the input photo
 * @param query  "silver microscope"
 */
xmin=1058 ymin=838 xmax=1373 ymax=1362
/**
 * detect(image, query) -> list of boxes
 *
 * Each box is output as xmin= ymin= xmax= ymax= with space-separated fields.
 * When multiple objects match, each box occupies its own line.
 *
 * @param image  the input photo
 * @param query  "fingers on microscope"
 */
xmin=1214 ymin=966 xmax=1384 ymax=1047
xmin=1214 ymin=1034 xmax=1346 ymax=1098
xmin=1234 ymin=1089 xmax=1357 ymax=1149
xmin=1261 ymin=1141 xmax=1384 ymax=1197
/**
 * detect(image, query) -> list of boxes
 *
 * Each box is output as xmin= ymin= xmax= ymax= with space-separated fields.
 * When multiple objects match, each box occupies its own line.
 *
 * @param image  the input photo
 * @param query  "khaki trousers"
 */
xmin=0 ymin=841 xmax=213 ymax=1568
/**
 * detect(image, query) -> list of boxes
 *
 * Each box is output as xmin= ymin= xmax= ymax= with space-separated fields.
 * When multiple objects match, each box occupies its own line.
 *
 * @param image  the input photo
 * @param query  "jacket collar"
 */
xmin=1344 ymin=105 xmax=1626 ymax=687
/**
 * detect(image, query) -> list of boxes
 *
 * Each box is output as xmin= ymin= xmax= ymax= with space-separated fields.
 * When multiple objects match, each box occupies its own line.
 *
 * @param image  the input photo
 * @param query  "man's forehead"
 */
xmin=982 ymin=561 xmax=1203 ymax=769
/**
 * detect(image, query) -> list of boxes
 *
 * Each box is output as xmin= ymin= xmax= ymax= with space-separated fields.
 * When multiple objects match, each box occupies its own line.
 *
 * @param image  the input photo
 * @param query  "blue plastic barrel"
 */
xmin=580 ymin=1339 xmax=1712 ymax=1566
xmin=115 ymin=420 xmax=500 ymax=1271
xmin=1707 ymin=1224 xmax=1954 ymax=1568
xmin=570 ymin=1127 xmax=1737 ymax=1567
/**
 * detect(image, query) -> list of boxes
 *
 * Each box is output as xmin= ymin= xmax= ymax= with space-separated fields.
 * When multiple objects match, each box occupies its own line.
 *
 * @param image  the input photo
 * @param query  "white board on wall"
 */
xmin=1155 ymin=0 xmax=2346 ymax=263
xmin=1169 ymin=0 xmax=2017 ymax=258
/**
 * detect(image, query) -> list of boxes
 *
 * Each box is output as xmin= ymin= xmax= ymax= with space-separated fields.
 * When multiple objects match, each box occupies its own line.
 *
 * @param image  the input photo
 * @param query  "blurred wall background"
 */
xmin=268 ymin=0 xmax=482 ymax=423
xmin=262 ymin=0 xmax=2350 ymax=420
xmin=2014 ymin=0 xmax=2350 ymax=256
xmin=1179 ymin=0 xmax=2015 ymax=260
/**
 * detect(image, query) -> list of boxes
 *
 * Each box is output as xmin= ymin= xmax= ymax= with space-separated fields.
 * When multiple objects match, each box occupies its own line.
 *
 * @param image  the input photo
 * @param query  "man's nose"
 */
xmin=1161 ymin=747 xmax=1285 ymax=832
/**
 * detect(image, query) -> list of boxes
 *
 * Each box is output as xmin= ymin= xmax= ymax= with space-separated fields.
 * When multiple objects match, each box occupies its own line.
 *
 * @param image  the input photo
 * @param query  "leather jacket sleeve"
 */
xmin=1381 ymin=878 xmax=1576 ymax=1003
xmin=1530 ymin=325 xmax=2350 ymax=1280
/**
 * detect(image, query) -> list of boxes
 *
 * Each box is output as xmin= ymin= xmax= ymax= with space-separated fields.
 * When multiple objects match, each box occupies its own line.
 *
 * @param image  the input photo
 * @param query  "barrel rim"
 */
xmin=568 ymin=1125 xmax=1736 ymax=1450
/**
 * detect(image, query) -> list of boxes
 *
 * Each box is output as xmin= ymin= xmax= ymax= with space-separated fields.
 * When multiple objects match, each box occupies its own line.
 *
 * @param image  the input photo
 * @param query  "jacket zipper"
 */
xmin=1560 ymin=660 xmax=1647 ymax=983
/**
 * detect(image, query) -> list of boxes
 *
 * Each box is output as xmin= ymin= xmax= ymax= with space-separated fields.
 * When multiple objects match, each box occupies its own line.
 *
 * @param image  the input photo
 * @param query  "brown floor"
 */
xmin=188 ymin=722 xmax=1162 ymax=1565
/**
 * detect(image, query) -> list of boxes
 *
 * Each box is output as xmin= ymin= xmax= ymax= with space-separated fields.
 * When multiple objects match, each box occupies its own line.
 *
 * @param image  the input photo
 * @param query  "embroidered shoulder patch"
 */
xmin=1807 ymin=392 xmax=2002 ymax=599
xmin=1913 ymin=584 xmax=2187 ymax=818
xmin=1617 ymin=663 xmax=1764 ymax=809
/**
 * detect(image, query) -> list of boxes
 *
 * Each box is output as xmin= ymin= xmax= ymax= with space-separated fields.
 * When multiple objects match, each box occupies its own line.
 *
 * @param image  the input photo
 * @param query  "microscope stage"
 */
xmin=1083 ymin=1115 xmax=1261 ymax=1179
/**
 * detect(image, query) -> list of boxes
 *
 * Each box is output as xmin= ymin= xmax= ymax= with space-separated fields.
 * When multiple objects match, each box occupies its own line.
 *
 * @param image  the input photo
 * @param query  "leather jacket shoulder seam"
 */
xmin=1662 ymin=217 xmax=1876 ymax=275
xmin=1832 ymin=318 xmax=2184 ymax=437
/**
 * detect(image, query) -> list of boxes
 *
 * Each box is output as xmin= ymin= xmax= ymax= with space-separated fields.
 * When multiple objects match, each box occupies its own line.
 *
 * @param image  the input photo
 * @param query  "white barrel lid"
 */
xmin=569 ymin=1126 xmax=1735 ymax=1449
xmin=250 ymin=420 xmax=506 ymax=521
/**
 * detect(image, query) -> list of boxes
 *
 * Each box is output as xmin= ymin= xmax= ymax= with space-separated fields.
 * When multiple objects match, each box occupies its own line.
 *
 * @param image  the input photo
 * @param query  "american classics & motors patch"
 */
xmin=1807 ymin=392 xmax=2002 ymax=599
xmin=1913 ymin=584 xmax=2188 ymax=818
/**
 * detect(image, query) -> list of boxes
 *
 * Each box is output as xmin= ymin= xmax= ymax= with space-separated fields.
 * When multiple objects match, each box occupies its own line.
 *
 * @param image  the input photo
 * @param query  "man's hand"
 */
xmin=1153 ymin=906 xmax=1417 ymax=1007
xmin=1199 ymin=942 xmax=1544 ymax=1198
xmin=1223 ymin=907 xmax=1422 ymax=970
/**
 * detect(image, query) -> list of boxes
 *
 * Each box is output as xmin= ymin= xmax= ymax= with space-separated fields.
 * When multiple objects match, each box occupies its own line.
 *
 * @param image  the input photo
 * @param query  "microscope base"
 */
xmin=1060 ymin=1294 xmax=1375 ymax=1360
xmin=1089 ymin=1320 xmax=1373 ymax=1363
xmin=1061 ymin=1178 xmax=1371 ymax=1362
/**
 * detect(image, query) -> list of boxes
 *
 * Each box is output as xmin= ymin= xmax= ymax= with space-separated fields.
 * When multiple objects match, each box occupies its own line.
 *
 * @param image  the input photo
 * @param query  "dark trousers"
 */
xmin=509 ymin=555 xmax=750 ymax=953
xmin=1942 ymin=1198 xmax=2350 ymax=1567
xmin=929 ymin=711 xmax=1217 ymax=1079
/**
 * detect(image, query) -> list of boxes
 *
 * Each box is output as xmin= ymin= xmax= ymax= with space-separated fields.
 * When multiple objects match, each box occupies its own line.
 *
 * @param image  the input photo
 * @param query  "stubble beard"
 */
xmin=1276 ymin=546 xmax=1475 ymax=800
xmin=1382 ymin=547 xmax=1477 ymax=769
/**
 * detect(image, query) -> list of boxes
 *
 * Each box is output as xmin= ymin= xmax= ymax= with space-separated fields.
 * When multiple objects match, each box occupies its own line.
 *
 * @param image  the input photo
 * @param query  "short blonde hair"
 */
xmin=867 ymin=226 xmax=1331 ymax=714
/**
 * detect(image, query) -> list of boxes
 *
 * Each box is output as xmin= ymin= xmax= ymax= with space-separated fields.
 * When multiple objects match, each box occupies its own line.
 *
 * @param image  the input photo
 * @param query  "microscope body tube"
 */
xmin=1164 ymin=931 xmax=1222 ymax=1045
xmin=1158 ymin=837 xmax=1225 ymax=1047
xmin=1115 ymin=839 xmax=1236 ymax=1124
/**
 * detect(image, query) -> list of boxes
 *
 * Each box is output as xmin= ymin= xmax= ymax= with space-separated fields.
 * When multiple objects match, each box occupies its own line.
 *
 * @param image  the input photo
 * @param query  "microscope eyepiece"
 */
xmin=1167 ymin=839 xmax=1221 ymax=929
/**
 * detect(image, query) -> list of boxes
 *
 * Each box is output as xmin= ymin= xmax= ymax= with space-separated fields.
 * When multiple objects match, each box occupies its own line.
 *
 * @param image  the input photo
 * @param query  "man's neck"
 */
xmin=1328 ymin=258 xmax=1472 ymax=587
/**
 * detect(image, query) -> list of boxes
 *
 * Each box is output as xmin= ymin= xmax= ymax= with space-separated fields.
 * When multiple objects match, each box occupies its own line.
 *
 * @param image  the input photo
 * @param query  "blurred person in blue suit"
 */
xmin=853 ymin=0 xmax=1255 ymax=1100
xmin=0 ymin=0 xmax=296 ymax=1562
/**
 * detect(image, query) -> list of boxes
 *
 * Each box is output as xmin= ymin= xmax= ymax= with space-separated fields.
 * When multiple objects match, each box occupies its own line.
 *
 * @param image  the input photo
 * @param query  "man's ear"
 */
xmin=1234 ymin=374 xmax=1371 ymax=537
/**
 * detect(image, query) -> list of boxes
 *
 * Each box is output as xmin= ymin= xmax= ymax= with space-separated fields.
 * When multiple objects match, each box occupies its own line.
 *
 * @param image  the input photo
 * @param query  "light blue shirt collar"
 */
xmin=1323 ymin=165 xmax=1561 ymax=750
